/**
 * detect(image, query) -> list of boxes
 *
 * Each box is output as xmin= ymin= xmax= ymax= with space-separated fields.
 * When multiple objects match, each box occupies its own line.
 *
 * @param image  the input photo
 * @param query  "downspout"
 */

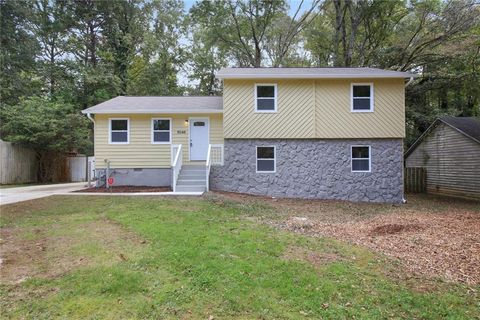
xmin=405 ymin=76 xmax=414 ymax=87
xmin=86 ymin=112 xmax=95 ymax=124
xmin=402 ymin=77 xmax=414 ymax=204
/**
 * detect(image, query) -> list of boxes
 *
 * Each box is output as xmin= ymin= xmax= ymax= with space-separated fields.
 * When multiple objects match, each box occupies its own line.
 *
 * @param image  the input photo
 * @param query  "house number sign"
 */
xmin=177 ymin=130 xmax=186 ymax=134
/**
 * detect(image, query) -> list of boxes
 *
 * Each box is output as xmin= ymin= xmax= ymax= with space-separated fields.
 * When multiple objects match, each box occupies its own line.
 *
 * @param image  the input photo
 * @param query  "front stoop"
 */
xmin=175 ymin=165 xmax=207 ymax=193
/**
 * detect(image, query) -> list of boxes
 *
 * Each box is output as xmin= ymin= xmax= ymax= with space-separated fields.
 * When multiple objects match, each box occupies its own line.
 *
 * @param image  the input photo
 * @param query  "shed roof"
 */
xmin=82 ymin=96 xmax=223 ymax=114
xmin=405 ymin=117 xmax=480 ymax=157
xmin=439 ymin=116 xmax=480 ymax=143
xmin=216 ymin=67 xmax=416 ymax=79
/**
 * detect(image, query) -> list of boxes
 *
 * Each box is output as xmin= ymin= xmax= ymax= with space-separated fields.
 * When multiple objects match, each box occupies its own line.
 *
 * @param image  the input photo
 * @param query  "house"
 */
xmin=405 ymin=116 xmax=480 ymax=200
xmin=82 ymin=67 xmax=415 ymax=203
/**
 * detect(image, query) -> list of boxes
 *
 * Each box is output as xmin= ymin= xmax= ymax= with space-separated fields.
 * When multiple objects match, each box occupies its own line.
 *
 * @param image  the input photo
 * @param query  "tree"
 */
xmin=127 ymin=0 xmax=187 ymax=95
xmin=100 ymin=0 xmax=147 ymax=94
xmin=1 ymin=96 xmax=91 ymax=182
xmin=31 ymin=0 xmax=74 ymax=96
xmin=0 ymin=0 xmax=41 ymax=106
xmin=191 ymin=0 xmax=320 ymax=67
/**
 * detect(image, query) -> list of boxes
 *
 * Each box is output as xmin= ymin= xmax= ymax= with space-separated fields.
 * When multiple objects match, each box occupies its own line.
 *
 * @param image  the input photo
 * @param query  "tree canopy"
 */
xmin=1 ymin=0 xmax=479 ymax=152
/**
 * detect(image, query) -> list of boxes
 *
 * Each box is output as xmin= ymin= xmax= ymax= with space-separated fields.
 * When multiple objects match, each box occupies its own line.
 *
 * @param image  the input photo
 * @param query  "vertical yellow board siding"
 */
xmin=223 ymin=79 xmax=315 ymax=139
xmin=223 ymin=78 xmax=405 ymax=139
xmin=315 ymin=79 xmax=405 ymax=138
xmin=94 ymin=114 xmax=223 ymax=169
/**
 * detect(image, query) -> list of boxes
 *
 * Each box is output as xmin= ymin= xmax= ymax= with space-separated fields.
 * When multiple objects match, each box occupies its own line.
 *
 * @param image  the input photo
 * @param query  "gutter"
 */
xmin=405 ymin=76 xmax=414 ymax=87
xmin=86 ymin=113 xmax=95 ymax=124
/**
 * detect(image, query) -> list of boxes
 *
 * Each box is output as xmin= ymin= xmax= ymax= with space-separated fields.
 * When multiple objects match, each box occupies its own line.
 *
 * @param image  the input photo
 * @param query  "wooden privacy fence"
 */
xmin=1 ymin=139 xmax=95 ymax=184
xmin=404 ymin=167 xmax=426 ymax=193
xmin=0 ymin=140 xmax=37 ymax=184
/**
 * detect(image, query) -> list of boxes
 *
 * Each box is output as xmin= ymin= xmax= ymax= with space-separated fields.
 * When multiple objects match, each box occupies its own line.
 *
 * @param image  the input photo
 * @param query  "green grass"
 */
xmin=0 ymin=196 xmax=478 ymax=319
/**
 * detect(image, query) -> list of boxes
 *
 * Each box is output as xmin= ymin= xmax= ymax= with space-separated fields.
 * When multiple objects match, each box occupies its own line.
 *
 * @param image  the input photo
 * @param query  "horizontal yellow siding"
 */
xmin=223 ymin=78 xmax=405 ymax=139
xmin=95 ymin=114 xmax=223 ymax=169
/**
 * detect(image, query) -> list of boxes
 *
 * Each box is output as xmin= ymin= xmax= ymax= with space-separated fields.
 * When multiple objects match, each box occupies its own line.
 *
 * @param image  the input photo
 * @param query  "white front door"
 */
xmin=190 ymin=118 xmax=209 ymax=160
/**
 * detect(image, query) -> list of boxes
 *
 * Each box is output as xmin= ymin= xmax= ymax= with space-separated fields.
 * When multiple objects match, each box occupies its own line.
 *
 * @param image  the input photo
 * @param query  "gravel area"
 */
xmin=211 ymin=191 xmax=480 ymax=285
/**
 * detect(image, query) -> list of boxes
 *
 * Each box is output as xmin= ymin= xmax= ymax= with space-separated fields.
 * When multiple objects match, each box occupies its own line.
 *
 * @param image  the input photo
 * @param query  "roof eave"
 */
xmin=82 ymin=110 xmax=224 ymax=114
xmin=216 ymin=74 xmax=417 ymax=80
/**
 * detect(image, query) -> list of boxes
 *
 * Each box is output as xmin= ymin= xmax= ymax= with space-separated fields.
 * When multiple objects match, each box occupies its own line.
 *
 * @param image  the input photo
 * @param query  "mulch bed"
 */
xmin=211 ymin=191 xmax=480 ymax=285
xmin=75 ymin=186 xmax=171 ymax=193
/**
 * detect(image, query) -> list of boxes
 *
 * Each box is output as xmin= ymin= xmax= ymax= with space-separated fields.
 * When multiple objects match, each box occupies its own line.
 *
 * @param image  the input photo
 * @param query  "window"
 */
xmin=255 ymin=84 xmax=277 ymax=112
xmin=351 ymin=146 xmax=371 ymax=172
xmin=256 ymin=146 xmax=276 ymax=172
xmin=109 ymin=118 xmax=129 ymax=144
xmin=351 ymin=83 xmax=373 ymax=112
xmin=152 ymin=118 xmax=171 ymax=143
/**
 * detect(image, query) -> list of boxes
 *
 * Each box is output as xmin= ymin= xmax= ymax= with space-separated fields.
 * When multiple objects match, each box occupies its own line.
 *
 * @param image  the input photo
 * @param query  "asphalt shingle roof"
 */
xmin=82 ymin=96 xmax=223 ymax=114
xmin=439 ymin=116 xmax=480 ymax=143
xmin=216 ymin=67 xmax=416 ymax=79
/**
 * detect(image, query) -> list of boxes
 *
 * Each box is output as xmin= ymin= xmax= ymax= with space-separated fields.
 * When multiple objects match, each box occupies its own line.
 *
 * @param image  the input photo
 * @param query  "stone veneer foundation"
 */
xmin=210 ymin=139 xmax=404 ymax=203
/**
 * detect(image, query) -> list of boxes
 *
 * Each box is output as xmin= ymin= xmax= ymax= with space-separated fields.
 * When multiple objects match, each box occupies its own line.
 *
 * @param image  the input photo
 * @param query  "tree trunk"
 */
xmin=333 ymin=0 xmax=343 ymax=67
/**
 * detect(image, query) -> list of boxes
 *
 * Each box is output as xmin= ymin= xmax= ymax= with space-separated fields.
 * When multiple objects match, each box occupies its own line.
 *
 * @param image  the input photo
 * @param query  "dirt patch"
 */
xmin=0 ymin=219 xmax=145 ymax=285
xmin=212 ymin=192 xmax=480 ymax=285
xmin=283 ymin=245 xmax=342 ymax=268
xmin=75 ymin=186 xmax=171 ymax=193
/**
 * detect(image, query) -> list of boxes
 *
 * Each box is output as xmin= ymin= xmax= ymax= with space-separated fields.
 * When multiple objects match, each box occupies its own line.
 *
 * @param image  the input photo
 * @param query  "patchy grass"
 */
xmin=0 ymin=195 xmax=478 ymax=319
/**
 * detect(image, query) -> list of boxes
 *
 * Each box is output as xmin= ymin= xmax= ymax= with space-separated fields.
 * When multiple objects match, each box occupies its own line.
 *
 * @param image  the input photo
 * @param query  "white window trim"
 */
xmin=109 ymin=118 xmax=130 ymax=144
xmin=151 ymin=118 xmax=172 ymax=144
xmin=255 ymin=83 xmax=277 ymax=113
xmin=351 ymin=145 xmax=371 ymax=173
xmin=256 ymin=146 xmax=276 ymax=173
xmin=351 ymin=83 xmax=374 ymax=113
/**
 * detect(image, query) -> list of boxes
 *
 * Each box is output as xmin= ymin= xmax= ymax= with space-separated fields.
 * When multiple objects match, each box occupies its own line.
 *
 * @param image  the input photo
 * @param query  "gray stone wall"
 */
xmin=210 ymin=139 xmax=404 ymax=203
xmin=95 ymin=168 xmax=171 ymax=187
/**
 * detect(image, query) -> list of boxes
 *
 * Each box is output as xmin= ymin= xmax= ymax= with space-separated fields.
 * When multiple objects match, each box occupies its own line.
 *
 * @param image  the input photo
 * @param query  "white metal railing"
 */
xmin=171 ymin=144 xmax=183 ymax=192
xmin=206 ymin=144 xmax=224 ymax=191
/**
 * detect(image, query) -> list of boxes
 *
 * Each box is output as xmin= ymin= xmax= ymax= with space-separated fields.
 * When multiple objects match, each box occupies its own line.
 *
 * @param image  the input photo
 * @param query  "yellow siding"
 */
xmin=94 ymin=114 xmax=223 ymax=169
xmin=315 ymin=79 xmax=405 ymax=138
xmin=223 ymin=78 xmax=405 ymax=139
xmin=224 ymin=79 xmax=315 ymax=138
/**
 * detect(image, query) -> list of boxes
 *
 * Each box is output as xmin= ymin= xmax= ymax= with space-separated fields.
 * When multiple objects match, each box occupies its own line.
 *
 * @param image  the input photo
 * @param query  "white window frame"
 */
xmin=109 ymin=118 xmax=130 ymax=144
xmin=255 ymin=83 xmax=277 ymax=113
xmin=351 ymin=145 xmax=371 ymax=173
xmin=351 ymin=83 xmax=374 ymax=113
xmin=151 ymin=118 xmax=172 ymax=144
xmin=256 ymin=146 xmax=276 ymax=173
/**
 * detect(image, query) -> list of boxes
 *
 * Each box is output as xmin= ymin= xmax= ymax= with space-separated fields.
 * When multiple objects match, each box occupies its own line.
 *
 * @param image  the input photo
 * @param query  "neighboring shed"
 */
xmin=405 ymin=117 xmax=480 ymax=200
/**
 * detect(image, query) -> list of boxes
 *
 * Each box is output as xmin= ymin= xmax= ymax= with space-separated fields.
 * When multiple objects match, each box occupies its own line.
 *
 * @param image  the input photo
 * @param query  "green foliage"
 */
xmin=0 ymin=0 xmax=41 ymax=105
xmin=1 ymin=96 xmax=91 ymax=154
xmin=1 ymin=0 xmax=478 ymax=149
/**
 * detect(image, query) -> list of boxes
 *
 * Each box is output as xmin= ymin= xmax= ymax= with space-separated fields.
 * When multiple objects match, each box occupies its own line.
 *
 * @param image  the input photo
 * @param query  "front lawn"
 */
xmin=0 ymin=195 xmax=478 ymax=319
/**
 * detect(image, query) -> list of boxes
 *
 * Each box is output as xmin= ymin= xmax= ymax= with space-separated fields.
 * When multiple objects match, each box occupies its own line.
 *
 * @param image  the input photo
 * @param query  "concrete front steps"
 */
xmin=175 ymin=165 xmax=207 ymax=192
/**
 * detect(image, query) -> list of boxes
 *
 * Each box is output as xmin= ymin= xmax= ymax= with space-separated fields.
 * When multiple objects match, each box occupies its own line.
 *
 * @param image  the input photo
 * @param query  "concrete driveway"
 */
xmin=0 ymin=182 xmax=87 ymax=205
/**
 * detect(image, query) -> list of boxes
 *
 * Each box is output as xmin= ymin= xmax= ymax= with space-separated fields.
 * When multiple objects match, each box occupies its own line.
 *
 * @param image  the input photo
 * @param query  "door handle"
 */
xmin=190 ymin=139 xmax=192 ymax=147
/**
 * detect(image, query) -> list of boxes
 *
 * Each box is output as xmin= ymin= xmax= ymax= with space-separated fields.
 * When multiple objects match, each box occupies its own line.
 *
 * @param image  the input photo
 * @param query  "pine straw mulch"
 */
xmin=209 ymin=191 xmax=480 ymax=285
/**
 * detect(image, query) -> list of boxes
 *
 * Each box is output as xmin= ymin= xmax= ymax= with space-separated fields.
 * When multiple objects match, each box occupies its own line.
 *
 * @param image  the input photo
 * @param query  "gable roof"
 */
xmin=216 ymin=67 xmax=416 ymax=80
xmin=405 ymin=117 xmax=480 ymax=157
xmin=82 ymin=96 xmax=223 ymax=114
